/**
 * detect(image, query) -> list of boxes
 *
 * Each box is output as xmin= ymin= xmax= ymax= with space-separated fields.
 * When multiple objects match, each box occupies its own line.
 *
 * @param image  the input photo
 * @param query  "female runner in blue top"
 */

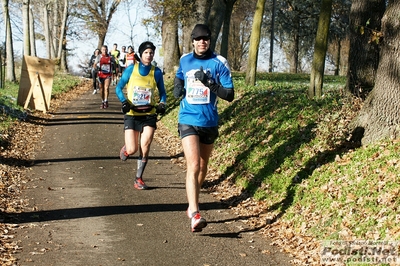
xmin=116 ymin=41 xmax=167 ymax=190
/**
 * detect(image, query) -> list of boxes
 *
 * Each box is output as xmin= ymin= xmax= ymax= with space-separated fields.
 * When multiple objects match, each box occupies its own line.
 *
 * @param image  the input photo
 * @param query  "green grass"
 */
xmin=161 ymin=72 xmax=399 ymax=265
xmin=0 ymin=72 xmax=81 ymax=132
xmin=2 ymin=71 xmax=398 ymax=265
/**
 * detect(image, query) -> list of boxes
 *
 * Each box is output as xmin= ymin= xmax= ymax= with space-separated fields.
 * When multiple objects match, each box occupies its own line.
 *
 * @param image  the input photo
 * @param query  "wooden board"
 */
xmin=17 ymin=55 xmax=55 ymax=112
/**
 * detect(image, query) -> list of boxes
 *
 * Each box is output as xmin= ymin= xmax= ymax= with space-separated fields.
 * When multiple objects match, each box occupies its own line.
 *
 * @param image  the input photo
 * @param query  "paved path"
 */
xmin=12 ymin=87 xmax=292 ymax=266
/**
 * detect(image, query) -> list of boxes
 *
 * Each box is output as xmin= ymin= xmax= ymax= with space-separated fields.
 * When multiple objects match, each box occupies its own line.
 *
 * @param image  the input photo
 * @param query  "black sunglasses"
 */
xmin=194 ymin=36 xmax=210 ymax=41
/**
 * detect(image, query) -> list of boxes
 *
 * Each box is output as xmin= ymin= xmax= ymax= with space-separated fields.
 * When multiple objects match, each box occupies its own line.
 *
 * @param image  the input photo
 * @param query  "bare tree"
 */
xmin=77 ymin=0 xmax=121 ymax=48
xmin=22 ymin=0 xmax=30 ymax=56
xmin=308 ymin=0 xmax=333 ymax=99
xmin=29 ymin=6 xmax=36 ymax=56
xmin=1 ymin=0 xmax=16 ymax=81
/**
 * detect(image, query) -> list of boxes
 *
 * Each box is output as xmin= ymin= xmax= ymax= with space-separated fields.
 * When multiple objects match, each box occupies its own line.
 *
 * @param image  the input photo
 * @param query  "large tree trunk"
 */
xmin=2 ymin=0 xmax=16 ymax=82
xmin=345 ymin=0 xmax=385 ymax=98
xmin=208 ymin=0 xmax=225 ymax=51
xmin=350 ymin=1 xmax=400 ymax=145
xmin=308 ymin=0 xmax=333 ymax=99
xmin=219 ymin=0 xmax=236 ymax=59
xmin=161 ymin=4 xmax=180 ymax=75
xmin=245 ymin=0 xmax=266 ymax=85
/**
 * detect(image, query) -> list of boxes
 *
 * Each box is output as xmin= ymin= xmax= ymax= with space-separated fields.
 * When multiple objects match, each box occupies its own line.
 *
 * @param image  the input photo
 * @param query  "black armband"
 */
xmin=209 ymin=83 xmax=234 ymax=102
xmin=173 ymin=77 xmax=185 ymax=98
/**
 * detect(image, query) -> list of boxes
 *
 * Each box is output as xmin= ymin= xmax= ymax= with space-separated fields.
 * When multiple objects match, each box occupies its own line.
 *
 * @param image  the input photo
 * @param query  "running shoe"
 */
xmin=120 ymin=146 xmax=129 ymax=161
xmin=191 ymin=212 xmax=207 ymax=232
xmin=104 ymin=101 xmax=109 ymax=108
xmin=134 ymin=178 xmax=148 ymax=190
xmin=100 ymin=102 xmax=105 ymax=109
xmin=92 ymin=89 xmax=97 ymax=94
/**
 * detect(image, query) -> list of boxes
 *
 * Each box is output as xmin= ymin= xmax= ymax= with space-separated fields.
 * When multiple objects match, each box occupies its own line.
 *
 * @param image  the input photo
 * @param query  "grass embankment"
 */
xmin=161 ymin=72 xmax=399 ymax=265
xmin=0 ymin=73 xmax=82 ymax=133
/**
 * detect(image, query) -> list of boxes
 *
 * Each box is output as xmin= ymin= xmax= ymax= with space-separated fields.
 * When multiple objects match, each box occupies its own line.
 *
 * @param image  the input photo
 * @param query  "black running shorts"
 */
xmin=178 ymin=123 xmax=219 ymax=145
xmin=124 ymin=115 xmax=157 ymax=132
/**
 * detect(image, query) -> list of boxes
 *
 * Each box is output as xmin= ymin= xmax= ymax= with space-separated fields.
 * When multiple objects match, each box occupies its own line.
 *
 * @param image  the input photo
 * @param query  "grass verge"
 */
xmin=161 ymin=72 xmax=399 ymax=265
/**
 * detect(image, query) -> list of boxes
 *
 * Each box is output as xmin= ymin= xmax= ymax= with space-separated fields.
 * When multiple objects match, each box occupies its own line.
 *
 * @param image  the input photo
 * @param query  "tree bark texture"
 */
xmin=219 ymin=0 xmax=236 ymax=59
xmin=345 ymin=0 xmax=385 ymax=98
xmin=2 ymin=0 xmax=16 ymax=82
xmin=308 ymin=0 xmax=333 ymax=99
xmin=22 ymin=0 xmax=30 ymax=56
xmin=208 ymin=0 xmax=225 ymax=51
xmin=350 ymin=1 xmax=400 ymax=145
xmin=161 ymin=6 xmax=181 ymax=75
xmin=29 ymin=7 xmax=36 ymax=56
xmin=245 ymin=0 xmax=266 ymax=85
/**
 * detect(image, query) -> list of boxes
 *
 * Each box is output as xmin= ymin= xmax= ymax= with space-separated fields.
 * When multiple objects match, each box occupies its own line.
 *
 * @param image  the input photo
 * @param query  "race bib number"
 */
xmin=131 ymin=86 xmax=152 ymax=106
xmin=101 ymin=64 xmax=111 ymax=74
xmin=186 ymin=78 xmax=210 ymax=104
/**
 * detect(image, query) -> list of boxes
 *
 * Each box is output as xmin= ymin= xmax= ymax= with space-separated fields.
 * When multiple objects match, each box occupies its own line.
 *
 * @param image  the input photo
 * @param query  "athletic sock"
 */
xmin=136 ymin=156 xmax=148 ymax=178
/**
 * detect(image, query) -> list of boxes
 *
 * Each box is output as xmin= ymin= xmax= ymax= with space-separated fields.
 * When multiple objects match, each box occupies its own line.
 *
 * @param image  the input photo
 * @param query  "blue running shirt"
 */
xmin=176 ymin=52 xmax=233 ymax=127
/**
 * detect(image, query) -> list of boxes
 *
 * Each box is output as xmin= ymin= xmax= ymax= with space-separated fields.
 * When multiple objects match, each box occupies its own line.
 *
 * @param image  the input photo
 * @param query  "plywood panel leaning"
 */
xmin=17 ymin=55 xmax=55 ymax=113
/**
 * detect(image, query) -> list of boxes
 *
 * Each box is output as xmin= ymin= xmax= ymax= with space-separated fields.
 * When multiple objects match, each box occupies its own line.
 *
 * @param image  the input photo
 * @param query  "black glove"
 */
xmin=121 ymin=101 xmax=131 ymax=114
xmin=173 ymin=77 xmax=185 ymax=98
xmin=156 ymin=103 xmax=166 ymax=115
xmin=194 ymin=66 xmax=215 ymax=87
xmin=194 ymin=66 xmax=235 ymax=102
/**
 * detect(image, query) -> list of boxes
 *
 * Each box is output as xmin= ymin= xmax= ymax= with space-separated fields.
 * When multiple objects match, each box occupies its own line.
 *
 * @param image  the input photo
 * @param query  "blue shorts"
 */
xmin=178 ymin=124 xmax=219 ymax=144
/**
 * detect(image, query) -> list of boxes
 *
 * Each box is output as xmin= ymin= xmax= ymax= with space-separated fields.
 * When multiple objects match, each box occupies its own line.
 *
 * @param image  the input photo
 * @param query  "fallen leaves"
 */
xmin=0 ymin=80 xmax=91 ymax=265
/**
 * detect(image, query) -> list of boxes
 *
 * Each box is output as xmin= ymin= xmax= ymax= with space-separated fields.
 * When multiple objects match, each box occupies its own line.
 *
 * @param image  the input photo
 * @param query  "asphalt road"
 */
xmin=12 ymin=87 xmax=292 ymax=266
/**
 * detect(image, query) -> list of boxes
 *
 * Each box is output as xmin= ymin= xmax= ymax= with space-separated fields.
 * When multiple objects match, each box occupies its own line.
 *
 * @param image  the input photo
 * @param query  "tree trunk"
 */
xmin=161 ymin=5 xmax=180 ymax=75
xmin=219 ymin=0 xmax=236 ymax=59
xmin=288 ymin=21 xmax=299 ymax=73
xmin=345 ymin=0 xmax=385 ymax=98
xmin=334 ymin=37 xmax=340 ymax=76
xmin=43 ymin=4 xmax=51 ymax=59
xmin=308 ymin=0 xmax=333 ymax=99
xmin=208 ymin=0 xmax=225 ymax=51
xmin=29 ymin=7 xmax=36 ymax=56
xmin=22 ymin=0 xmax=30 ymax=56
xmin=51 ymin=0 xmax=58 ymax=59
xmin=245 ymin=0 xmax=266 ymax=85
xmin=268 ymin=0 xmax=276 ymax=73
xmin=59 ymin=0 xmax=68 ymax=72
xmin=350 ymin=1 xmax=400 ymax=145
xmin=2 ymin=0 xmax=16 ymax=82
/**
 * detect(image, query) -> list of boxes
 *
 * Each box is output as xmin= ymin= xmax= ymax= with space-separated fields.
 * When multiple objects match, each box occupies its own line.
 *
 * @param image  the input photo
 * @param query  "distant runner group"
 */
xmin=87 ymin=24 xmax=234 ymax=233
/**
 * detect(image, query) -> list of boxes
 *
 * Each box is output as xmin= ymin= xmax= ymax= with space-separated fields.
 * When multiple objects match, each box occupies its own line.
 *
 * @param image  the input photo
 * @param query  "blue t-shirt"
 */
xmin=115 ymin=62 xmax=167 ymax=104
xmin=176 ymin=52 xmax=233 ymax=127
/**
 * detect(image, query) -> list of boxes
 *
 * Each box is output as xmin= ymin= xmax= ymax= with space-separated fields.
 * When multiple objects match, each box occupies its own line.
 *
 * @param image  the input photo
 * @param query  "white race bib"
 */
xmin=186 ymin=77 xmax=210 ymax=104
xmin=131 ymin=86 xmax=152 ymax=106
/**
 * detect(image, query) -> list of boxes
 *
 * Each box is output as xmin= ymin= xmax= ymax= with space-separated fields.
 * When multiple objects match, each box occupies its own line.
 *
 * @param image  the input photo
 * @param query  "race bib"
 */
xmin=186 ymin=78 xmax=210 ymax=104
xmin=101 ymin=64 xmax=111 ymax=74
xmin=131 ymin=86 xmax=152 ymax=106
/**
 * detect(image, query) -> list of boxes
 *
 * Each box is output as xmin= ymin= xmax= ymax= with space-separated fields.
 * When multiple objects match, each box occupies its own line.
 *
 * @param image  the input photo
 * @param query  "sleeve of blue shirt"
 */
xmin=115 ymin=64 xmax=134 ymax=103
xmin=154 ymin=67 xmax=167 ymax=104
